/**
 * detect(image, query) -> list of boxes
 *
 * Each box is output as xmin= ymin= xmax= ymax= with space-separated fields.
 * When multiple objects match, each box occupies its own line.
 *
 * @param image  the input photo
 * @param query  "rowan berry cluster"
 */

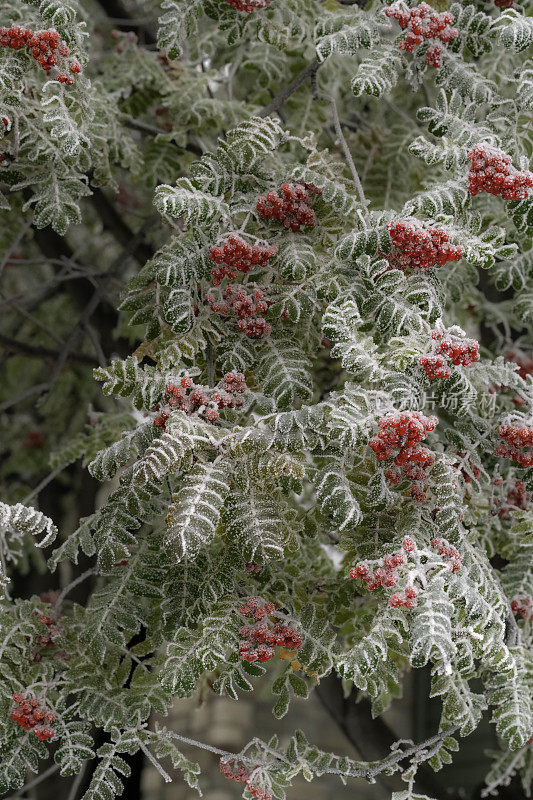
xmin=419 ymin=354 xmax=452 ymax=380
xmin=10 ymin=694 xmax=55 ymax=741
xmin=497 ymin=479 xmax=531 ymax=519
xmin=220 ymin=761 xmax=271 ymax=800
xmin=434 ymin=332 xmax=480 ymax=366
xmin=495 ymin=423 xmax=533 ymax=467
xmin=238 ymin=598 xmax=302 ymax=663
xmin=467 ymin=144 xmax=533 ymax=201
xmin=206 ymin=284 xmax=272 ymax=338
xmin=33 ymin=610 xmax=61 ymax=651
xmin=386 ymin=220 xmax=464 ymax=271
xmin=153 ymin=372 xmax=246 ymax=428
xmin=494 ymin=0 xmax=514 ymax=7
xmin=245 ymin=562 xmax=262 ymax=574
xmin=22 ymin=430 xmax=45 ymax=448
xmin=384 ymin=2 xmax=458 ymax=68
xmin=110 ymin=29 xmax=139 ymax=54
xmin=430 ymin=537 xmax=461 ymax=573
xmin=455 ymin=452 xmax=481 ymax=484
xmin=369 ymin=411 xmax=438 ymax=501
xmin=0 ymin=27 xmax=81 ymax=83
xmin=225 ymin=0 xmax=274 ymax=11
xmin=505 ymin=351 xmax=533 ymax=381
xmin=350 ymin=537 xmax=418 ymax=608
xmin=209 ymin=235 xmax=277 ymax=286
xmin=510 ymin=596 xmax=532 ymax=621
xmin=419 ymin=328 xmax=480 ymax=380
xmin=256 ymin=183 xmax=321 ymax=231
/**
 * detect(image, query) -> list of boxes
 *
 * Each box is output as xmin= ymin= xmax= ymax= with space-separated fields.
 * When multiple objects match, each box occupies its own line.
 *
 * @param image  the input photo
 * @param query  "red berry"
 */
xmin=386 ymin=220 xmax=464 ymax=271
xmin=467 ymin=144 xmax=533 ymax=201
xmin=385 ymin=2 xmax=457 ymax=65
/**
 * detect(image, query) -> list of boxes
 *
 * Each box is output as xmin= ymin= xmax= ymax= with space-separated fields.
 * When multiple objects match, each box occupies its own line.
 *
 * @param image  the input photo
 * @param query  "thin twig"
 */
xmin=258 ymin=59 xmax=320 ymax=119
xmin=21 ymin=465 xmax=67 ymax=506
xmin=0 ymin=383 xmax=49 ymax=413
xmin=0 ymin=333 xmax=99 ymax=366
xmin=55 ymin=568 xmax=98 ymax=610
xmin=65 ymin=763 xmax=87 ymax=800
xmin=0 ymin=220 xmax=31 ymax=279
xmin=316 ymin=90 xmax=368 ymax=210
xmin=0 ymin=529 xmax=11 ymax=601
xmin=5 ymin=763 xmax=60 ymax=799
xmin=36 ymin=214 xmax=158 ymax=407
xmin=1 ymin=292 xmax=66 ymax=345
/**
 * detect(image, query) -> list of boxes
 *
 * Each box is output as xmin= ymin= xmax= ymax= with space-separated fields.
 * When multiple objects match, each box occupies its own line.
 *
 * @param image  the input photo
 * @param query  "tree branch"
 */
xmin=315 ymin=674 xmax=460 ymax=799
xmin=0 ymin=333 xmax=99 ymax=367
xmin=316 ymin=90 xmax=368 ymax=210
xmin=258 ymin=59 xmax=321 ymax=118
xmin=0 ymin=333 xmax=99 ymax=366
xmin=35 ymin=213 xmax=159 ymax=407
xmin=90 ymin=188 xmax=155 ymax=265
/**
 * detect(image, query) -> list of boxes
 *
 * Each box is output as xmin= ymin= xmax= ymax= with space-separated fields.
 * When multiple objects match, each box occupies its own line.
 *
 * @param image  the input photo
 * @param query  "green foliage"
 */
xmin=1 ymin=0 xmax=533 ymax=798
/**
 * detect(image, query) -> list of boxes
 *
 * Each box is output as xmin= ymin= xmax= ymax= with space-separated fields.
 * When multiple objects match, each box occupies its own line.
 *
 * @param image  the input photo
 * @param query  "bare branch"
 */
xmin=258 ymin=59 xmax=321 ymax=118
xmin=0 ymin=333 xmax=99 ymax=366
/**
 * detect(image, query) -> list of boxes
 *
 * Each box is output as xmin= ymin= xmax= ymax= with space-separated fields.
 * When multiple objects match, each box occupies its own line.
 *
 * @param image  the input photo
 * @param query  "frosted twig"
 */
xmin=55 ymin=568 xmax=98 ymax=609
xmin=22 ymin=464 xmax=69 ymax=505
xmin=66 ymin=762 xmax=87 ymax=800
xmin=258 ymin=60 xmax=321 ymax=119
xmin=137 ymin=738 xmax=172 ymax=783
xmin=316 ymin=90 xmax=368 ymax=211
xmin=481 ymin=746 xmax=526 ymax=797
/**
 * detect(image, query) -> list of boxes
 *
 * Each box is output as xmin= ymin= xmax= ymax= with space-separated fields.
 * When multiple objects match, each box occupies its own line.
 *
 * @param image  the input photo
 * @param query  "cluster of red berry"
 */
xmin=467 ymin=144 xmax=533 ymax=201
xmin=434 ymin=332 xmax=480 ymax=366
xmin=225 ymin=0 xmax=274 ymax=11
xmin=386 ymin=220 xmax=464 ymax=271
xmin=153 ymin=372 xmax=246 ymax=428
xmin=496 ymin=479 xmax=531 ymax=519
xmin=238 ymin=598 xmax=302 ymax=663
xmin=418 ymin=354 xmax=452 ymax=380
xmin=455 ymin=452 xmax=481 ymax=484
xmin=206 ymin=284 xmax=272 ymax=338
xmin=430 ymin=537 xmax=461 ymax=573
xmin=220 ymin=761 xmax=271 ymax=800
xmin=495 ymin=423 xmax=533 ymax=467
xmin=245 ymin=562 xmax=262 ymax=574
xmin=10 ymin=694 xmax=55 ymax=741
xmin=22 ymin=430 xmax=45 ymax=448
xmin=350 ymin=537 xmax=419 ymax=608
xmin=505 ymin=351 xmax=533 ymax=381
xmin=419 ymin=329 xmax=480 ymax=380
xmin=369 ymin=411 xmax=438 ymax=501
xmin=33 ymin=610 xmax=61 ymax=651
xmin=256 ymin=183 xmax=321 ymax=232
xmin=209 ymin=235 xmax=277 ymax=286
xmin=494 ymin=0 xmax=514 ymax=7
xmin=389 ymin=586 xmax=418 ymax=608
xmin=110 ymin=29 xmax=139 ymax=54
xmin=0 ymin=27 xmax=81 ymax=83
xmin=384 ymin=2 xmax=458 ymax=68
xmin=510 ymin=596 xmax=532 ymax=621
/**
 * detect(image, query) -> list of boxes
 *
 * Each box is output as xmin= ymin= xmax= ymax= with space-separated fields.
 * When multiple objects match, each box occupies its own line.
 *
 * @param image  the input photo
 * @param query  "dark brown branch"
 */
xmin=123 ymin=117 xmax=203 ymax=156
xmin=315 ymin=674 xmax=460 ymax=800
xmin=0 ymin=333 xmax=99 ymax=366
xmin=90 ymin=188 xmax=155 ymax=264
xmin=36 ymin=213 xmax=159 ymax=407
xmin=258 ymin=59 xmax=321 ymax=118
